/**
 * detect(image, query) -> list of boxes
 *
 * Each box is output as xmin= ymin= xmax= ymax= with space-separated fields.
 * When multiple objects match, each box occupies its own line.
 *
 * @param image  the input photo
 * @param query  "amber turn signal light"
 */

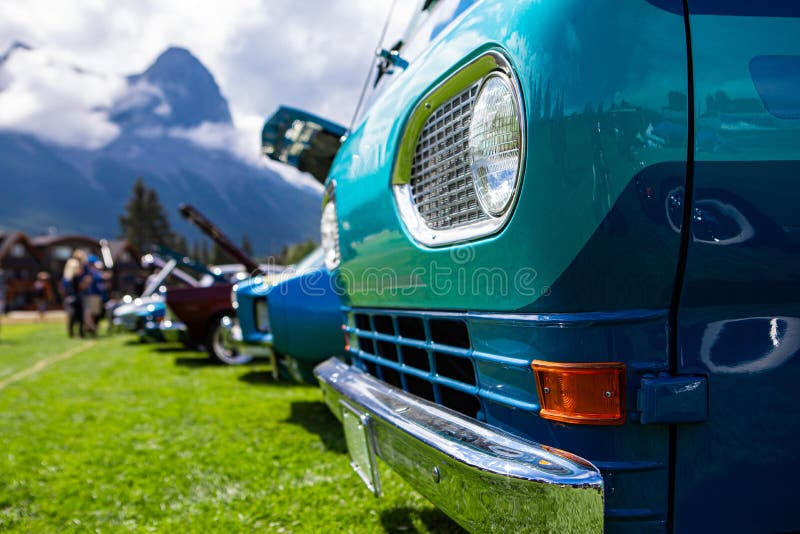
xmin=531 ymin=360 xmax=626 ymax=425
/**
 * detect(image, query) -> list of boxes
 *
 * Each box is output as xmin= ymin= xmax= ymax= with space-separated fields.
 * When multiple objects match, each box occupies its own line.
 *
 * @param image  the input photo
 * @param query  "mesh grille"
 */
xmin=346 ymin=308 xmax=542 ymax=421
xmin=349 ymin=311 xmax=481 ymax=419
xmin=410 ymin=83 xmax=488 ymax=230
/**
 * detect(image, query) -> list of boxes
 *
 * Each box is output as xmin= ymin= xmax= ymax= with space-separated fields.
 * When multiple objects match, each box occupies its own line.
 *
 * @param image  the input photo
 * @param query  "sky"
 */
xmin=0 ymin=0 xmax=417 ymax=172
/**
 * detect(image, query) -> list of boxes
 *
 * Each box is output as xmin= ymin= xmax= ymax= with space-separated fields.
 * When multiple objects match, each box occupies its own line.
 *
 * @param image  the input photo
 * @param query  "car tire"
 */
xmin=207 ymin=316 xmax=252 ymax=365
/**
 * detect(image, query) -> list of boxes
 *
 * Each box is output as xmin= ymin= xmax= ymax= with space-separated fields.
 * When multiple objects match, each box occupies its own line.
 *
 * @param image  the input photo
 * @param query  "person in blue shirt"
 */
xmin=85 ymin=254 xmax=110 ymax=331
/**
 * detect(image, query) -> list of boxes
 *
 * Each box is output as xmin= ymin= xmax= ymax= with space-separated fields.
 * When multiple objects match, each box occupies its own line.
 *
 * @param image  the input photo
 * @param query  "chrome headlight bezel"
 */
xmin=320 ymin=189 xmax=341 ymax=270
xmin=391 ymin=50 xmax=525 ymax=247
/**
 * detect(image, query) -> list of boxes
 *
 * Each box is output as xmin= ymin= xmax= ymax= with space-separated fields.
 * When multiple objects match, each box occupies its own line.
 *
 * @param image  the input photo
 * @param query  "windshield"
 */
xmin=294 ymin=247 xmax=325 ymax=274
xmin=351 ymin=1 xmax=423 ymax=127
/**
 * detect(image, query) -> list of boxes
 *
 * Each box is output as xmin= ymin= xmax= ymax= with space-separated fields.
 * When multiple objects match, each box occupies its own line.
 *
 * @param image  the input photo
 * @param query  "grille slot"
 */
xmin=376 ymin=340 xmax=399 ymax=362
xmin=434 ymin=352 xmax=476 ymax=386
xmin=430 ymin=318 xmax=470 ymax=349
xmin=373 ymin=314 xmax=395 ymax=335
xmin=354 ymin=313 xmax=371 ymax=331
xmin=401 ymin=346 xmax=430 ymax=371
xmin=441 ymin=386 xmax=481 ymax=418
xmin=397 ymin=316 xmax=425 ymax=341
xmin=405 ymin=374 xmax=436 ymax=402
xmin=410 ymin=83 xmax=487 ymax=231
xmin=357 ymin=336 xmax=375 ymax=354
xmin=379 ymin=365 xmax=403 ymax=389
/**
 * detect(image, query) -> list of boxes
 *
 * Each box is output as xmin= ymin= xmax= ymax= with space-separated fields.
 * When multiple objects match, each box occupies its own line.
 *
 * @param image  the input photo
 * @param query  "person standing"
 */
xmin=81 ymin=254 xmax=104 ymax=336
xmin=33 ymin=271 xmax=52 ymax=320
xmin=86 ymin=255 xmax=110 ymax=329
xmin=61 ymin=257 xmax=84 ymax=338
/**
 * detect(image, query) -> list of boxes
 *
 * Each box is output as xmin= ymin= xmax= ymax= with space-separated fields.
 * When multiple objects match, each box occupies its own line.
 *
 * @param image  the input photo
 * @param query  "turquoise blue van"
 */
xmin=281 ymin=1 xmax=800 ymax=531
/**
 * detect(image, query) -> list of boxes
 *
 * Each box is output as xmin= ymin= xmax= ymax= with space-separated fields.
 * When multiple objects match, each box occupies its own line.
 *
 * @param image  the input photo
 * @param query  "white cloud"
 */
xmin=0 ymin=0 xmax=419 ymax=179
xmin=112 ymin=79 xmax=171 ymax=118
xmin=167 ymin=115 xmax=324 ymax=193
xmin=0 ymin=46 xmax=123 ymax=148
xmin=0 ymin=0 xmax=418 ymax=125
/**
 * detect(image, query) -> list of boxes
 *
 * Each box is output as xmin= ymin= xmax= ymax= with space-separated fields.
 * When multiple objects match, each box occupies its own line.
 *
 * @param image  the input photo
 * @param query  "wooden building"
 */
xmin=0 ymin=233 xmax=142 ymax=309
xmin=0 ymin=232 xmax=45 ymax=311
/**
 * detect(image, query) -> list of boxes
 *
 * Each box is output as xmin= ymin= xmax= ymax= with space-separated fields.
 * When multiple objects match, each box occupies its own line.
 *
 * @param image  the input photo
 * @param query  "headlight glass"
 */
xmin=320 ymin=200 xmax=340 ymax=270
xmin=468 ymin=73 xmax=522 ymax=217
xmin=255 ymin=298 xmax=270 ymax=332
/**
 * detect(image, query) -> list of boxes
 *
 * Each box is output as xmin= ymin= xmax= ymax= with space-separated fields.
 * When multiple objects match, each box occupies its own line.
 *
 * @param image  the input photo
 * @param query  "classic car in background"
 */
xmin=229 ymin=246 xmax=343 ymax=382
xmin=172 ymin=204 xmax=284 ymax=364
xmin=110 ymin=248 xmax=205 ymax=340
xmin=294 ymin=1 xmax=800 ymax=533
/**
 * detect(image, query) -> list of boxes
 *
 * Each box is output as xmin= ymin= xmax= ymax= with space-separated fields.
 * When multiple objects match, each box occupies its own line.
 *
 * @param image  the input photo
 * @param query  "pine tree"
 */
xmin=173 ymin=234 xmax=189 ymax=255
xmin=119 ymin=178 xmax=183 ymax=252
xmin=211 ymin=243 xmax=233 ymax=265
xmin=242 ymin=234 xmax=254 ymax=258
xmin=200 ymin=240 xmax=210 ymax=264
xmin=191 ymin=240 xmax=201 ymax=262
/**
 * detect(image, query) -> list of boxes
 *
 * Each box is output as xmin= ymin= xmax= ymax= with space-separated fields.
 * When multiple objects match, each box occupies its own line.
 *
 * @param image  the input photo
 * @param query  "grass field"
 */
xmin=0 ymin=321 xmax=463 ymax=533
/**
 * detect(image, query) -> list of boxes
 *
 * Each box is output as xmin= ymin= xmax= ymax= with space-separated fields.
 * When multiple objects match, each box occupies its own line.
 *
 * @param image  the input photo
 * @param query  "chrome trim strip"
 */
xmin=348 ymin=305 xmax=669 ymax=326
xmin=315 ymin=358 xmax=604 ymax=533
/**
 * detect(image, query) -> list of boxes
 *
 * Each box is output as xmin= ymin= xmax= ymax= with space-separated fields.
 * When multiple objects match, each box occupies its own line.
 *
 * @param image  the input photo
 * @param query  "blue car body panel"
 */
xmin=267 ymin=268 xmax=343 ymax=365
xmin=235 ymin=253 xmax=343 ymax=382
xmin=234 ymin=277 xmax=271 ymax=347
xmin=672 ymin=5 xmax=800 ymax=532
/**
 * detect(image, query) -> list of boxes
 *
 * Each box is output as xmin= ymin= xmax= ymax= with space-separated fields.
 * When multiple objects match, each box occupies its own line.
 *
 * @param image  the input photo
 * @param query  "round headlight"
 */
xmin=468 ymin=73 xmax=523 ymax=217
xmin=320 ymin=200 xmax=340 ymax=270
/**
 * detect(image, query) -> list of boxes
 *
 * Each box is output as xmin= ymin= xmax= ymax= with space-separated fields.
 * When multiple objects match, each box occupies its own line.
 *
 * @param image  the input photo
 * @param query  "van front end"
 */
xmin=315 ymin=0 xmax=800 ymax=532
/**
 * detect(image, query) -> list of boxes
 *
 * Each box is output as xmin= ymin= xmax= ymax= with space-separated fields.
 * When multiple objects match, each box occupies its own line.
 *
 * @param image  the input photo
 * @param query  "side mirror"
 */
xmin=261 ymin=106 xmax=347 ymax=184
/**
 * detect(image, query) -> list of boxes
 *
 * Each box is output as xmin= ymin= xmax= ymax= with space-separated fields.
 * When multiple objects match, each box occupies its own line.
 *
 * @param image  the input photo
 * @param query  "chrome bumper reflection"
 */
xmin=113 ymin=313 xmax=142 ymax=333
xmin=229 ymin=322 xmax=275 ymax=358
xmin=315 ymin=357 xmax=604 ymax=533
xmin=143 ymin=320 xmax=186 ymax=343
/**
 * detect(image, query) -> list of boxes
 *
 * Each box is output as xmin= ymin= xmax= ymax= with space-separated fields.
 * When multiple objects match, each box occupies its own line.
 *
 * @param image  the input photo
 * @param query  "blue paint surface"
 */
xmin=234 ymin=250 xmax=344 ymax=382
xmin=750 ymin=55 xmax=800 ymax=120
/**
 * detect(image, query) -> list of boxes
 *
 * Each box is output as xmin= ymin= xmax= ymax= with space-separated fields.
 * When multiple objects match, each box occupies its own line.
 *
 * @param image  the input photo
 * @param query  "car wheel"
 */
xmin=207 ymin=316 xmax=252 ymax=365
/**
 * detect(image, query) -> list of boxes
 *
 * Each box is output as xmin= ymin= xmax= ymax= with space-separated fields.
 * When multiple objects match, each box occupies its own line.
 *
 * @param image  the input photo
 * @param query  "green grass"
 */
xmin=0 ymin=322 xmax=463 ymax=533
xmin=0 ymin=320 xmax=81 ymax=379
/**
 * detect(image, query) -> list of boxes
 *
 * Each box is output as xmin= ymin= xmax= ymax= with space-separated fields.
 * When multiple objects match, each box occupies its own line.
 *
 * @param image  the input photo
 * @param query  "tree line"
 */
xmin=118 ymin=177 xmax=316 ymax=266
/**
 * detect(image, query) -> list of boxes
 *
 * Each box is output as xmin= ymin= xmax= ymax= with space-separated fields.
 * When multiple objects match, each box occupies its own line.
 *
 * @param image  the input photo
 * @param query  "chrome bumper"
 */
xmin=315 ymin=358 xmax=604 ymax=533
xmin=112 ymin=314 xmax=142 ymax=333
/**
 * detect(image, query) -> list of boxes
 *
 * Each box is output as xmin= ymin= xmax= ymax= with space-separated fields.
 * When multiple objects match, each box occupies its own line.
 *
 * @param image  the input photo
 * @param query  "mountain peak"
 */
xmin=112 ymin=45 xmax=232 ymax=130
xmin=145 ymin=46 xmax=205 ymax=77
